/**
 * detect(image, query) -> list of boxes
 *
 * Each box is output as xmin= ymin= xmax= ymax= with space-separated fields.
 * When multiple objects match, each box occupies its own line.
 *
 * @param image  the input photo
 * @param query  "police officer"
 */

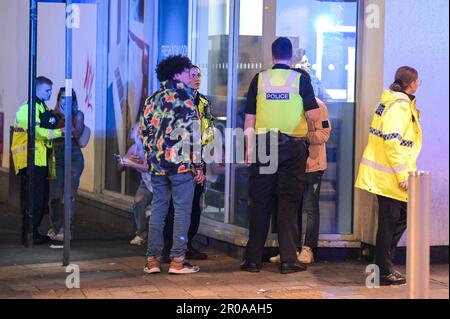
xmin=11 ymin=76 xmax=63 ymax=245
xmin=355 ymin=66 xmax=422 ymax=285
xmin=241 ymin=37 xmax=320 ymax=274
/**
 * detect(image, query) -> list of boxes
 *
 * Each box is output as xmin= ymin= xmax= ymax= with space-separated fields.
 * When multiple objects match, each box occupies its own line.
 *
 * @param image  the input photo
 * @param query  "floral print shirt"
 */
xmin=139 ymin=80 xmax=203 ymax=175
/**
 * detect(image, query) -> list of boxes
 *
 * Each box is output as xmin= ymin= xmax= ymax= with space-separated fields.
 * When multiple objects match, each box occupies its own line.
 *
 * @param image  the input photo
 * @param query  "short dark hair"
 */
xmin=272 ymin=37 xmax=293 ymax=60
xmin=36 ymin=76 xmax=53 ymax=87
xmin=156 ymin=55 xmax=192 ymax=82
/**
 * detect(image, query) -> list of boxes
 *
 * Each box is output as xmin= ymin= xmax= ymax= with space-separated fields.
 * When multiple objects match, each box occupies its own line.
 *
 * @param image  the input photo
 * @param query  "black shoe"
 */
xmin=33 ymin=233 xmax=50 ymax=245
xmin=21 ymin=234 xmax=33 ymax=247
xmin=280 ymin=261 xmax=307 ymax=274
xmin=186 ymin=248 xmax=208 ymax=260
xmin=380 ymin=272 xmax=406 ymax=286
xmin=240 ymin=260 xmax=261 ymax=272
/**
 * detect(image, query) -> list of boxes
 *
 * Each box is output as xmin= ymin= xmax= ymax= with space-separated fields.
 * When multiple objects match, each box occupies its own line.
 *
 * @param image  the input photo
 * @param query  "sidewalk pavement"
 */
xmin=0 ymin=204 xmax=448 ymax=299
xmin=0 ymin=249 xmax=448 ymax=299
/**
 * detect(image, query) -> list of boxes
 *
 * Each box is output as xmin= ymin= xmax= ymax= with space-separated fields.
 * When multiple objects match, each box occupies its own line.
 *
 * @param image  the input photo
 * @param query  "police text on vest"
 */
xmin=266 ymin=93 xmax=290 ymax=100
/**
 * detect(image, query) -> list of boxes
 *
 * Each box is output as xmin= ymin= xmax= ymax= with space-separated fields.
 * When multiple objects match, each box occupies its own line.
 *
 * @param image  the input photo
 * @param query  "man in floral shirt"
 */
xmin=139 ymin=55 xmax=205 ymax=274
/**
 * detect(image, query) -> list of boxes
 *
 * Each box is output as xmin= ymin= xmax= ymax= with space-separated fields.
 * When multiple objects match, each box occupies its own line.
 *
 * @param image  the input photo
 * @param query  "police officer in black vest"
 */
xmin=241 ymin=37 xmax=320 ymax=274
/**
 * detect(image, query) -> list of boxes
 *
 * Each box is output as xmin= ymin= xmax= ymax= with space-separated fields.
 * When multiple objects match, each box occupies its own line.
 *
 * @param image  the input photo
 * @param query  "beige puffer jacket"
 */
xmin=306 ymin=99 xmax=331 ymax=173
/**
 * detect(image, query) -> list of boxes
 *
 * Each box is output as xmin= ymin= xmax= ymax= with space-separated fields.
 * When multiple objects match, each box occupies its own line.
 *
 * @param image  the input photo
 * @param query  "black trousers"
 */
xmin=163 ymin=180 xmax=205 ymax=251
xmin=297 ymin=170 xmax=324 ymax=248
xmin=19 ymin=166 xmax=49 ymax=237
xmin=245 ymin=138 xmax=308 ymax=264
xmin=375 ymin=195 xmax=407 ymax=275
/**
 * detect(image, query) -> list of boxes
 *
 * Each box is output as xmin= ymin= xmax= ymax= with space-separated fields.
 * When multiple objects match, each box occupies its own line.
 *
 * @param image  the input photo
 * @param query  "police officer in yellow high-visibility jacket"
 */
xmin=241 ymin=38 xmax=320 ymax=274
xmin=355 ymin=66 xmax=422 ymax=285
xmin=11 ymin=76 xmax=63 ymax=244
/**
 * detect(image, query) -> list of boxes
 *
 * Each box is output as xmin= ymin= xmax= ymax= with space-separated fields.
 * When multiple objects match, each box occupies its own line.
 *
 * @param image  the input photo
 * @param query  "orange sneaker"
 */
xmin=144 ymin=256 xmax=161 ymax=274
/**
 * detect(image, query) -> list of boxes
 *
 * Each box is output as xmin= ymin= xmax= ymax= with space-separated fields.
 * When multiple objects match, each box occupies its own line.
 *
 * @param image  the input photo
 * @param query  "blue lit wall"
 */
xmin=158 ymin=0 xmax=189 ymax=62
xmin=384 ymin=0 xmax=449 ymax=245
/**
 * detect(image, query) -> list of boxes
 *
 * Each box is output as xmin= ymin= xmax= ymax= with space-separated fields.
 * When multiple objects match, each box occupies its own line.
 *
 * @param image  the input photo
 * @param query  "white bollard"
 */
xmin=407 ymin=171 xmax=431 ymax=299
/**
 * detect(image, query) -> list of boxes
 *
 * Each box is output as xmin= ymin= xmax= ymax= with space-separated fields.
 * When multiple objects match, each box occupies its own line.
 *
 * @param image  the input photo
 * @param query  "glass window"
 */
xmin=193 ymin=0 xmax=358 ymax=235
xmin=275 ymin=0 xmax=357 ymax=235
xmin=193 ymin=0 xmax=231 ymax=223
xmin=231 ymin=0 xmax=265 ymax=228
xmin=230 ymin=0 xmax=357 ymax=234
xmin=104 ymin=0 xmax=151 ymax=197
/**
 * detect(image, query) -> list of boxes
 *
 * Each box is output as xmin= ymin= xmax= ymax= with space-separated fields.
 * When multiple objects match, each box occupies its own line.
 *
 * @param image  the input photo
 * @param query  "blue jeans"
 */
xmin=147 ymin=173 xmax=195 ymax=258
xmin=298 ymin=170 xmax=323 ymax=248
xmin=49 ymin=139 xmax=85 ymax=233
xmin=132 ymin=179 xmax=153 ymax=238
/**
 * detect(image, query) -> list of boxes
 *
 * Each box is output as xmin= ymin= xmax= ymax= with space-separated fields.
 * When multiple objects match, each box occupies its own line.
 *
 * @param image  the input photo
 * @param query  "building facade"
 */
xmin=0 ymin=0 xmax=448 ymax=249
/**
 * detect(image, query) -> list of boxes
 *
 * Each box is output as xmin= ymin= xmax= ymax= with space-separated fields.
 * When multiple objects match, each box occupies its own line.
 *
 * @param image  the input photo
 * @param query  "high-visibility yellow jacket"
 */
xmin=196 ymin=92 xmax=215 ymax=145
xmin=11 ymin=101 xmax=63 ymax=175
xmin=255 ymin=69 xmax=307 ymax=137
xmin=355 ymin=90 xmax=422 ymax=202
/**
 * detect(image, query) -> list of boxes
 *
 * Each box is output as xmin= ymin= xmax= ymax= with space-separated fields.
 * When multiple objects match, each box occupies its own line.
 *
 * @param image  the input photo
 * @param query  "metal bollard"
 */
xmin=407 ymin=171 xmax=431 ymax=299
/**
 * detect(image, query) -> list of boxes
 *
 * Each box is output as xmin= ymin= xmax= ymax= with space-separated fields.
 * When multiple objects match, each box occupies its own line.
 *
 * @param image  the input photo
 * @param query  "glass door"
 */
xmin=193 ymin=0 xmax=231 ymax=223
xmin=191 ymin=0 xmax=358 ymax=237
xmin=231 ymin=0 xmax=358 ymax=235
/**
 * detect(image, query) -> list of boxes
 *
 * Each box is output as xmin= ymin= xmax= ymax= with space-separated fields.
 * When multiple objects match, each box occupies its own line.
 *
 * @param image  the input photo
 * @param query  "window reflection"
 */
xmin=105 ymin=0 xmax=149 ymax=197
xmin=196 ymin=0 xmax=230 ymax=223
xmin=196 ymin=0 xmax=357 ymax=234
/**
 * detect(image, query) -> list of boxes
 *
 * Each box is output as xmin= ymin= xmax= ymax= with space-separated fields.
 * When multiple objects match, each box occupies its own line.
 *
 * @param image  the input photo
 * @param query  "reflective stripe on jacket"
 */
xmin=11 ymin=101 xmax=63 ymax=175
xmin=255 ymin=69 xmax=307 ymax=137
xmin=355 ymin=90 xmax=422 ymax=202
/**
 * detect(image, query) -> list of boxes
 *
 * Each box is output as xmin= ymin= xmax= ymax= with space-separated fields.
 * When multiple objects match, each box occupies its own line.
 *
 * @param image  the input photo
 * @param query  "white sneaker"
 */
xmin=130 ymin=235 xmax=146 ymax=246
xmin=269 ymin=254 xmax=280 ymax=263
xmin=53 ymin=232 xmax=64 ymax=242
xmin=269 ymin=251 xmax=300 ymax=263
xmin=47 ymin=228 xmax=57 ymax=240
xmin=298 ymin=246 xmax=314 ymax=264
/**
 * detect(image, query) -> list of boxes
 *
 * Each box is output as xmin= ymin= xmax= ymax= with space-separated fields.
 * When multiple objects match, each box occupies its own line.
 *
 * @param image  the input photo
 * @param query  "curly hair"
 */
xmin=156 ymin=55 xmax=192 ymax=82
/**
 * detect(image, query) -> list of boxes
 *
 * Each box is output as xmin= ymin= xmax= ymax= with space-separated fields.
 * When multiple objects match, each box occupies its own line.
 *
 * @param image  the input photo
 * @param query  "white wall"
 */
xmin=0 ymin=0 xmax=28 ymax=170
xmin=384 ymin=0 xmax=449 ymax=246
xmin=354 ymin=0 xmax=386 ymax=246
xmin=0 ymin=0 xmax=97 ymax=192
